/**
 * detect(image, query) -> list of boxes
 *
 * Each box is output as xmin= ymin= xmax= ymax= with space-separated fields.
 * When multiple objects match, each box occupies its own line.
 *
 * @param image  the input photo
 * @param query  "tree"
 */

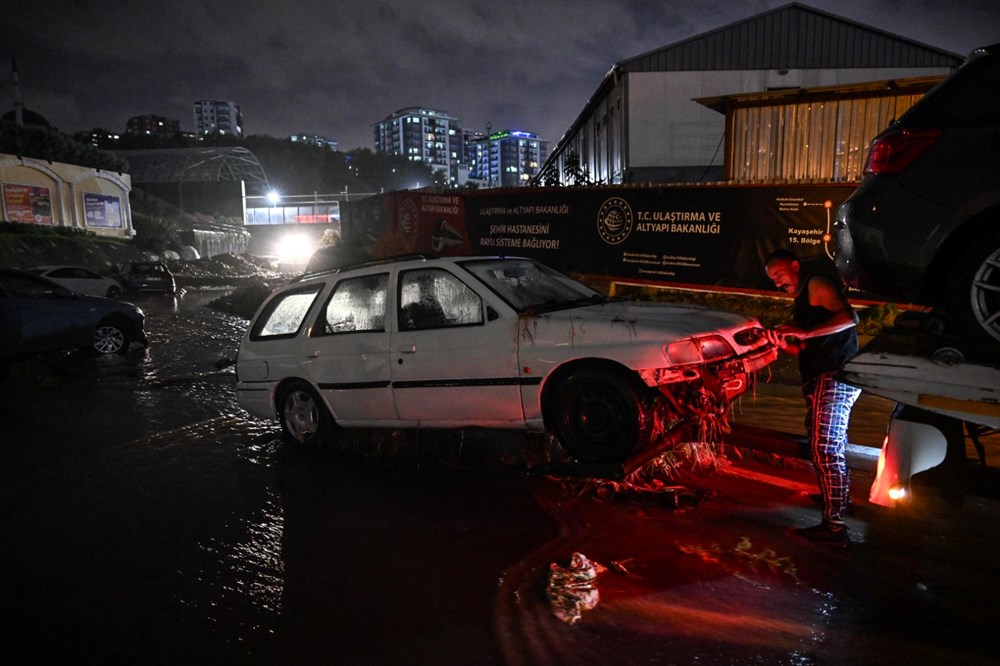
xmin=562 ymin=152 xmax=595 ymax=186
xmin=323 ymin=149 xmax=443 ymax=194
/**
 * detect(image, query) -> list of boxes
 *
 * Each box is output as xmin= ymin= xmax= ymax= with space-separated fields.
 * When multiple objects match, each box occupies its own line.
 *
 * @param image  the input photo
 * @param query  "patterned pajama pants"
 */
xmin=802 ymin=372 xmax=861 ymax=523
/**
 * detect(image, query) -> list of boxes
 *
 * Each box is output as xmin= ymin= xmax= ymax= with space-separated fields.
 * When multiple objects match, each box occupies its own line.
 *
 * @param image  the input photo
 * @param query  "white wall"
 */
xmin=626 ymin=67 xmax=953 ymax=168
xmin=0 ymin=153 xmax=133 ymax=238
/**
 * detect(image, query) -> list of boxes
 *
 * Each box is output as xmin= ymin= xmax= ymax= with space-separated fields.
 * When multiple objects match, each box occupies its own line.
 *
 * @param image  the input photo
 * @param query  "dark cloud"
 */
xmin=2 ymin=0 xmax=997 ymax=150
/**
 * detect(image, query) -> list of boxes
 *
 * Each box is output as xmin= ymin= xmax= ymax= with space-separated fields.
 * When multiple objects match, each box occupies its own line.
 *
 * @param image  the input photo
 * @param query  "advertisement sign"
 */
xmin=395 ymin=191 xmax=469 ymax=254
xmin=83 ymin=193 xmax=123 ymax=229
xmin=2 ymin=183 xmax=53 ymax=224
xmin=459 ymin=185 xmax=856 ymax=292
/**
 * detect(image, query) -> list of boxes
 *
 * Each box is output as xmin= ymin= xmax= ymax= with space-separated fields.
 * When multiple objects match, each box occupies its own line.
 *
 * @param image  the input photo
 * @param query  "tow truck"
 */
xmin=839 ymin=318 xmax=1000 ymax=506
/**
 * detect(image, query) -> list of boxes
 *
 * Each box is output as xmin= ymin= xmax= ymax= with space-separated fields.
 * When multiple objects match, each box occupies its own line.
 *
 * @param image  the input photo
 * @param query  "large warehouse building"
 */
xmin=539 ymin=2 xmax=963 ymax=186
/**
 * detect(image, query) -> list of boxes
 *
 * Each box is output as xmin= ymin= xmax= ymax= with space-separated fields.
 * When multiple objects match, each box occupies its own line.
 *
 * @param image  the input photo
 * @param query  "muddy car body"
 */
xmin=236 ymin=255 xmax=776 ymax=462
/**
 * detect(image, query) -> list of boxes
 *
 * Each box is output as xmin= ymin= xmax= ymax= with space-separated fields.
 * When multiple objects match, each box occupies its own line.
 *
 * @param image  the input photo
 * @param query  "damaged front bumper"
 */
xmin=639 ymin=344 xmax=778 ymax=401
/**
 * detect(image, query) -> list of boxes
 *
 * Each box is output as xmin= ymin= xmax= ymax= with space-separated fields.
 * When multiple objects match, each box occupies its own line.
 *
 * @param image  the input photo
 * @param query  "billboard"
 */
xmin=458 ymin=185 xmax=856 ymax=292
xmin=83 ymin=193 xmax=123 ymax=229
xmin=2 ymin=183 xmax=53 ymax=224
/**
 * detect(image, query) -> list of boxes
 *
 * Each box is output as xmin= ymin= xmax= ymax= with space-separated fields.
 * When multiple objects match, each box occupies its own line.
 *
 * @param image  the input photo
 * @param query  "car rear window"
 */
xmin=249 ymin=283 xmax=323 ymax=340
xmin=904 ymin=52 xmax=1000 ymax=127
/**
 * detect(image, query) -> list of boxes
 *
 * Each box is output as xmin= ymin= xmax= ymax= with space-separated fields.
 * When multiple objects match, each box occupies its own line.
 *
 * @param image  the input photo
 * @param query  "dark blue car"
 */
xmin=0 ymin=269 xmax=148 ymax=356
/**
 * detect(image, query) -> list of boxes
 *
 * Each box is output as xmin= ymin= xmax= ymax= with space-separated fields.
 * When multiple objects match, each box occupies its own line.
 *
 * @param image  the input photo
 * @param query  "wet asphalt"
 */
xmin=1 ymin=287 xmax=999 ymax=664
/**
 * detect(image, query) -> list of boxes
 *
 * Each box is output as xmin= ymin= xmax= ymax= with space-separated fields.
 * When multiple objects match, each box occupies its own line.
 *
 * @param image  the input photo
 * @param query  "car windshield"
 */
xmin=460 ymin=258 xmax=604 ymax=313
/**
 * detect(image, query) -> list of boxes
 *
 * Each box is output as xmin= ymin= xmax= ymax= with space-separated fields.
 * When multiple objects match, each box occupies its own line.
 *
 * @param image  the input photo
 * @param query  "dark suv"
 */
xmin=834 ymin=43 xmax=1000 ymax=347
xmin=125 ymin=261 xmax=176 ymax=294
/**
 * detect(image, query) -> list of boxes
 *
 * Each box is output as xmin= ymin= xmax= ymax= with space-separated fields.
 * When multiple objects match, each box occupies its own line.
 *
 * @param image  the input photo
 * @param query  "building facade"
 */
xmin=126 ymin=115 xmax=181 ymax=139
xmin=1 ymin=153 xmax=133 ymax=239
xmin=373 ymin=107 xmax=462 ymax=185
xmin=468 ymin=130 xmax=548 ymax=188
xmin=290 ymin=133 xmax=339 ymax=151
xmin=539 ymin=3 xmax=962 ymax=186
xmin=193 ymin=100 xmax=244 ymax=140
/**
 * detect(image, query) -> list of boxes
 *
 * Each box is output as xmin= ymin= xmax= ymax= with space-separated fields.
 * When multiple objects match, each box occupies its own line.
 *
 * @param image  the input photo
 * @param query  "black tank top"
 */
xmin=792 ymin=275 xmax=859 ymax=382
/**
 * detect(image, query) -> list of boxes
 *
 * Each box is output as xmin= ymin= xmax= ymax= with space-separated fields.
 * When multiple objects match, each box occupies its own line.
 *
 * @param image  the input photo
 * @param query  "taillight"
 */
xmin=864 ymin=129 xmax=942 ymax=175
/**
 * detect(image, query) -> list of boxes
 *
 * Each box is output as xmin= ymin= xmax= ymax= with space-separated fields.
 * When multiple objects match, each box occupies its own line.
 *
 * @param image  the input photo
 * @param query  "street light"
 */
xmin=266 ymin=190 xmax=281 ymax=206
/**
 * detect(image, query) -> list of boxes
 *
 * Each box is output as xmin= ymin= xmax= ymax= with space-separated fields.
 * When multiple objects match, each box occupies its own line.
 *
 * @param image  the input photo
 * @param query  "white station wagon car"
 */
xmin=236 ymin=255 xmax=777 ymax=463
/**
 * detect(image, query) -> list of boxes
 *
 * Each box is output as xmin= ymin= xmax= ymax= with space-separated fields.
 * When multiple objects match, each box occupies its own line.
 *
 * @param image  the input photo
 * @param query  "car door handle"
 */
xmin=401 ymin=345 xmax=417 ymax=354
xmin=305 ymin=350 xmax=320 ymax=358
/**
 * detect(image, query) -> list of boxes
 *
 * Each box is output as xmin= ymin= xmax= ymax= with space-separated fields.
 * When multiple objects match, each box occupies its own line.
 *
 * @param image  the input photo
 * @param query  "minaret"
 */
xmin=12 ymin=53 xmax=24 ymax=127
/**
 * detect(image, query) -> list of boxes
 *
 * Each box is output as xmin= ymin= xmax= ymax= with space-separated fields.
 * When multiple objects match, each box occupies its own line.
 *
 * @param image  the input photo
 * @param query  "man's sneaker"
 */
xmin=789 ymin=521 xmax=850 ymax=547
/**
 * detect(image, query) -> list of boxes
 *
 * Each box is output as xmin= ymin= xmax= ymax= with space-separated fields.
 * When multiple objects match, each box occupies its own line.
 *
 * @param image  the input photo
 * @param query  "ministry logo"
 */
xmin=596 ymin=197 xmax=633 ymax=245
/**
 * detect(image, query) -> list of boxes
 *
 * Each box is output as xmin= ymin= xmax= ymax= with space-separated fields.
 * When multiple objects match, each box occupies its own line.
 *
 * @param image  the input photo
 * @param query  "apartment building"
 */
xmin=193 ymin=100 xmax=244 ymax=139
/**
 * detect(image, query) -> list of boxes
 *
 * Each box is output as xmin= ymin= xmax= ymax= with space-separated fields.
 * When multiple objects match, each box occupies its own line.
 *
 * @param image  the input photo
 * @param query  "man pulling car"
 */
xmin=764 ymin=249 xmax=860 ymax=546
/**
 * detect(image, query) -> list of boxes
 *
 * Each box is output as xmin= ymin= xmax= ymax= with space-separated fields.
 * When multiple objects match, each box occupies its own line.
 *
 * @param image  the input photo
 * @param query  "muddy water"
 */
xmin=2 ymin=289 xmax=998 ymax=664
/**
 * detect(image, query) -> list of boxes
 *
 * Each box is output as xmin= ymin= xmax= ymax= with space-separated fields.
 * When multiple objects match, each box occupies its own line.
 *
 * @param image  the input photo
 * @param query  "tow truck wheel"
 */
xmin=278 ymin=381 xmax=338 ymax=449
xmin=553 ymin=369 xmax=652 ymax=463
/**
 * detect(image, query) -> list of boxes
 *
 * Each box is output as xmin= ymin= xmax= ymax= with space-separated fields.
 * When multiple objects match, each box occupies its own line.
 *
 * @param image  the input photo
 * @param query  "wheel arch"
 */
xmin=272 ymin=376 xmax=337 ymax=422
xmin=922 ymin=203 xmax=1000 ymax=305
xmin=96 ymin=313 xmax=137 ymax=341
xmin=538 ymin=357 xmax=647 ymax=430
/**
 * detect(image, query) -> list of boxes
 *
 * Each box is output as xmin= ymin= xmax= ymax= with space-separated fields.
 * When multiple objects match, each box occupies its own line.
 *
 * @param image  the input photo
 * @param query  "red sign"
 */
xmin=2 ymin=183 xmax=53 ymax=224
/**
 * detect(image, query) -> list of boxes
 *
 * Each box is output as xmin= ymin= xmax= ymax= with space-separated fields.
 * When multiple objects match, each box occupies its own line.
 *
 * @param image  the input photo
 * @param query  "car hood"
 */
xmin=530 ymin=301 xmax=756 ymax=339
xmin=77 ymin=293 xmax=143 ymax=314
xmin=515 ymin=300 xmax=767 ymax=369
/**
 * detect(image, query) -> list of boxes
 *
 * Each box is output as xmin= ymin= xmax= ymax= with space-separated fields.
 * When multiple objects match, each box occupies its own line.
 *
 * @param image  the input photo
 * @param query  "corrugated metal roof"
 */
xmin=619 ymin=3 xmax=963 ymax=72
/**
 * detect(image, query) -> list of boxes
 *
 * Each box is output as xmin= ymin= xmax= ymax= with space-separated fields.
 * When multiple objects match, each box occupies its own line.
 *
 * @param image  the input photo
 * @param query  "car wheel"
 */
xmin=278 ymin=381 xmax=337 ymax=448
xmin=106 ymin=285 xmax=122 ymax=298
xmin=945 ymin=231 xmax=1000 ymax=345
xmin=92 ymin=321 xmax=131 ymax=355
xmin=553 ymin=369 xmax=653 ymax=463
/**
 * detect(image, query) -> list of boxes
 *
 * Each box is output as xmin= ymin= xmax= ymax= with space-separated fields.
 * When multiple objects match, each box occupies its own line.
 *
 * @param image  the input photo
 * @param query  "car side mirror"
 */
xmin=487 ymin=306 xmax=500 ymax=321
xmin=53 ymin=285 xmax=76 ymax=298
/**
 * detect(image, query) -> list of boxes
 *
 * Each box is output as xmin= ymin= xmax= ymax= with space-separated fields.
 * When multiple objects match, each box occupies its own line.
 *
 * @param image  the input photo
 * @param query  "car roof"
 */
xmin=291 ymin=253 xmax=529 ymax=284
xmin=31 ymin=265 xmax=92 ymax=271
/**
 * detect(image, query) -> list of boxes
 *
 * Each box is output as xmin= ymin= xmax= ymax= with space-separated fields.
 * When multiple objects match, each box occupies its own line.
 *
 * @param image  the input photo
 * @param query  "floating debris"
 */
xmin=545 ymin=552 xmax=606 ymax=624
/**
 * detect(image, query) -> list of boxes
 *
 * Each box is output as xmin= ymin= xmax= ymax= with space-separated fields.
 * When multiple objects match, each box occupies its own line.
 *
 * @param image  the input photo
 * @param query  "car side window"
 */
xmin=0 ymin=273 xmax=59 ymax=297
xmin=398 ymin=269 xmax=483 ymax=331
xmin=249 ymin=284 xmax=323 ymax=340
xmin=317 ymin=273 xmax=388 ymax=335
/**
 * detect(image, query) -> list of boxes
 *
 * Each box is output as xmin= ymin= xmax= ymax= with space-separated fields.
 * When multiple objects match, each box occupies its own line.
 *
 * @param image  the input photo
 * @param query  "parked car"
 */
xmin=834 ymin=42 xmax=1000 ymax=347
xmin=125 ymin=261 xmax=176 ymax=294
xmin=27 ymin=265 xmax=124 ymax=298
xmin=0 ymin=269 xmax=148 ymax=356
xmin=236 ymin=255 xmax=776 ymax=463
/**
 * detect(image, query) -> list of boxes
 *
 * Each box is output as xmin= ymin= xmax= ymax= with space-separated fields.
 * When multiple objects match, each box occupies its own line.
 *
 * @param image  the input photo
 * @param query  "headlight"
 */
xmin=697 ymin=335 xmax=735 ymax=361
xmin=666 ymin=339 xmax=701 ymax=364
xmin=734 ymin=326 xmax=764 ymax=346
xmin=666 ymin=335 xmax=735 ymax=364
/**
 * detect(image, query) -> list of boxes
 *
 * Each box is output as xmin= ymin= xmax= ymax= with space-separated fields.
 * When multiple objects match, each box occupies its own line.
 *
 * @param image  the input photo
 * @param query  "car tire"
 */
xmin=553 ymin=369 xmax=653 ymax=463
xmin=92 ymin=320 xmax=131 ymax=355
xmin=278 ymin=381 xmax=338 ymax=448
xmin=945 ymin=230 xmax=1000 ymax=346
xmin=106 ymin=285 xmax=122 ymax=298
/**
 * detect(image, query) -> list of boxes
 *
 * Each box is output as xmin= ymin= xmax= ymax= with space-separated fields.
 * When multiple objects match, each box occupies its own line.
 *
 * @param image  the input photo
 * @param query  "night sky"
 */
xmin=3 ymin=0 xmax=998 ymax=151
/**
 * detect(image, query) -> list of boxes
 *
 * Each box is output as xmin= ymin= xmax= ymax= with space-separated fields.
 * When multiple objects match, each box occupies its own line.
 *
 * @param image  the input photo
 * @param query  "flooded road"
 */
xmin=2 ymin=288 xmax=998 ymax=664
